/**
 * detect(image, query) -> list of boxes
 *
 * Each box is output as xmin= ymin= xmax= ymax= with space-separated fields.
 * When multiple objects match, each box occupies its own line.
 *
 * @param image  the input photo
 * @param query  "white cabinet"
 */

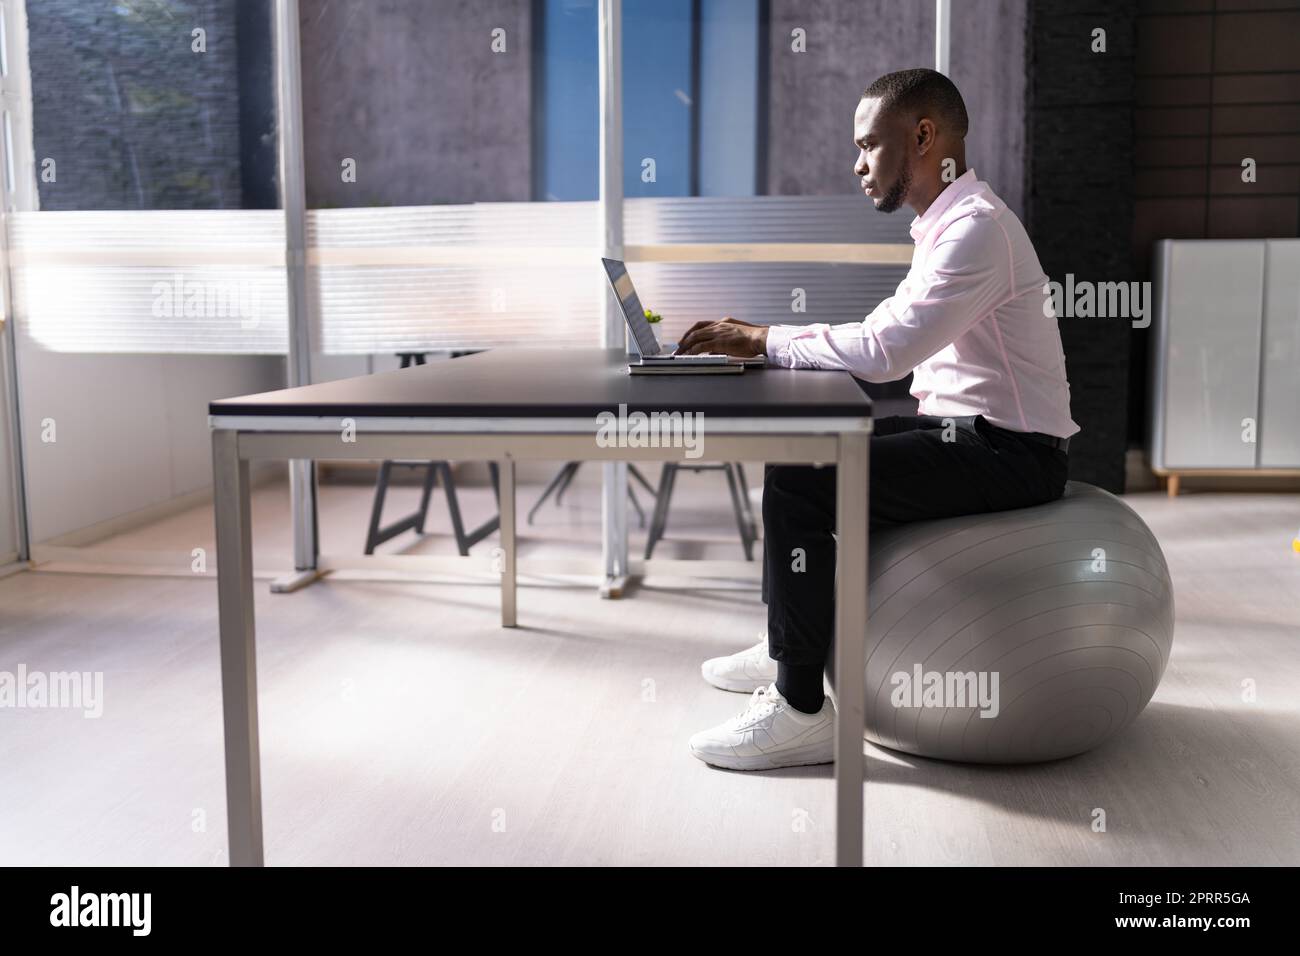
xmin=1148 ymin=239 xmax=1300 ymax=494
xmin=1260 ymin=241 xmax=1300 ymax=468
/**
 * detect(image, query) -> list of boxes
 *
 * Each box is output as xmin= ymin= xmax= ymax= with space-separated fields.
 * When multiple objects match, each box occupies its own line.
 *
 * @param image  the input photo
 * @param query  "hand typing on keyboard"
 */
xmin=676 ymin=316 xmax=770 ymax=358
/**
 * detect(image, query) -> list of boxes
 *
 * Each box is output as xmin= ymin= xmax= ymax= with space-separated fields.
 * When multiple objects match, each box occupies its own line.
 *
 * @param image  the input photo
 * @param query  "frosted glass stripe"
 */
xmin=11 ymin=211 xmax=289 ymax=354
xmin=307 ymin=196 xmax=912 ymax=246
xmin=624 ymin=195 xmax=914 ymax=244
xmin=9 ymin=210 xmax=286 ymax=248
xmin=14 ymin=266 xmax=289 ymax=354
xmin=310 ymin=264 xmax=600 ymax=352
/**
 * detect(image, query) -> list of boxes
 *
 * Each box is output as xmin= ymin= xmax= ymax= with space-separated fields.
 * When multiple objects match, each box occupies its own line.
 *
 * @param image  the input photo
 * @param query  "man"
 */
xmin=676 ymin=68 xmax=1079 ymax=771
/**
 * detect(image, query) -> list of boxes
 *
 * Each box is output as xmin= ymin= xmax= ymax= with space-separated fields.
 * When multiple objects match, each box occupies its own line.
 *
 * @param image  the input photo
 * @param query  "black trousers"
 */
xmin=761 ymin=414 xmax=1070 ymax=669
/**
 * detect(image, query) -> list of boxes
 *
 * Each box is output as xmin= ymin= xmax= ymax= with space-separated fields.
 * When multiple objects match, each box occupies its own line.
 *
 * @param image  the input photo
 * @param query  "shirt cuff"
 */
xmin=764 ymin=324 xmax=797 ymax=367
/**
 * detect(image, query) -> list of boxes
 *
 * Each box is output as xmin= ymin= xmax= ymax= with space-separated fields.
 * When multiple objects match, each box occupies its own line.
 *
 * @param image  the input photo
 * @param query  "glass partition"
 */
xmin=11 ymin=0 xmax=285 ymax=559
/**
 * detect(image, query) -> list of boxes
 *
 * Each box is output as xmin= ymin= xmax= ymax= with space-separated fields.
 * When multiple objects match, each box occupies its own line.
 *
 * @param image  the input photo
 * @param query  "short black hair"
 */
xmin=862 ymin=68 xmax=969 ymax=138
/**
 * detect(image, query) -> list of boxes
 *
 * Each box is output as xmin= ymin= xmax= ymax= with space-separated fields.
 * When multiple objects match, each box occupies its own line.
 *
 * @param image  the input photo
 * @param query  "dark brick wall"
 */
xmin=1026 ymin=0 xmax=1136 ymax=492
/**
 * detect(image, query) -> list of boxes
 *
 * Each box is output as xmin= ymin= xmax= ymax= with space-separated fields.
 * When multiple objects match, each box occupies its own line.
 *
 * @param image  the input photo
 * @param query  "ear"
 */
xmin=915 ymin=118 xmax=937 ymax=156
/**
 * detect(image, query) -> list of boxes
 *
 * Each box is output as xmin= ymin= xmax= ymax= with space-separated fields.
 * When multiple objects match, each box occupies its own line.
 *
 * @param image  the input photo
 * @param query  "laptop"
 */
xmin=601 ymin=258 xmax=766 ymax=369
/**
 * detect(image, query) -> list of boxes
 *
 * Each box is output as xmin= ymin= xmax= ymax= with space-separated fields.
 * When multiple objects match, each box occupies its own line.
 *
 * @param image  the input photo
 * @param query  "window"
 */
xmin=535 ymin=0 xmax=763 ymax=200
xmin=25 ymin=0 xmax=277 ymax=211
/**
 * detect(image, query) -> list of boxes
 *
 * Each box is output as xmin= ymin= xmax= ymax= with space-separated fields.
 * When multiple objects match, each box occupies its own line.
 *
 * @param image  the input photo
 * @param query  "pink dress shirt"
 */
xmin=764 ymin=169 xmax=1080 ymax=439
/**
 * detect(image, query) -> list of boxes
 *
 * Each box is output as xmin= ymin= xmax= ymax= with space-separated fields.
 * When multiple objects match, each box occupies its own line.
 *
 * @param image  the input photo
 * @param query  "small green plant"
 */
xmin=644 ymin=308 xmax=663 ymax=323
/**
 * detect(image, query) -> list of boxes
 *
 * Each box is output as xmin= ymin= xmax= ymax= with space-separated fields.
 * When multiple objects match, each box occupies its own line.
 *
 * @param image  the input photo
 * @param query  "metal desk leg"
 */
xmin=601 ymin=461 xmax=629 ymax=598
xmin=834 ymin=431 xmax=869 ymax=867
xmin=499 ymin=458 xmax=517 ymax=627
xmin=212 ymin=429 xmax=264 ymax=867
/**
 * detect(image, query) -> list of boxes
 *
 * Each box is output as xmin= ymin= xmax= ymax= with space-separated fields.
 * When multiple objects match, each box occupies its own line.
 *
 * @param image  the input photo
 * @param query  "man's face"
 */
xmin=853 ymin=96 xmax=912 ymax=214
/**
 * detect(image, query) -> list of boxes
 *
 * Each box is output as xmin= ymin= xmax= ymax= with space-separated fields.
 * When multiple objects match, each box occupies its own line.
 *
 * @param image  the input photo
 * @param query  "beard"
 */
xmin=876 ymin=157 xmax=912 ymax=214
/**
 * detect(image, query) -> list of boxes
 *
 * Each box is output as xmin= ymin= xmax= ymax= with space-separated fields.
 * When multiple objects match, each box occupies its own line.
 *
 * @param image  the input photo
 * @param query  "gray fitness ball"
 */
xmin=827 ymin=481 xmax=1174 ymax=764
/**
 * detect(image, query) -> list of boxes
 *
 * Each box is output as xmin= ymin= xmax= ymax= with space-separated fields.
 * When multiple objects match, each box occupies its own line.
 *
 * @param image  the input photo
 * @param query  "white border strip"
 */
xmin=209 ymin=414 xmax=873 ymax=435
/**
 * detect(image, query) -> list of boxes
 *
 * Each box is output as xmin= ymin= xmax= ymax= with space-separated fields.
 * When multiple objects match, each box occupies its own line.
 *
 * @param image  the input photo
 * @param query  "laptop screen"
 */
xmin=601 ymin=258 xmax=662 ymax=357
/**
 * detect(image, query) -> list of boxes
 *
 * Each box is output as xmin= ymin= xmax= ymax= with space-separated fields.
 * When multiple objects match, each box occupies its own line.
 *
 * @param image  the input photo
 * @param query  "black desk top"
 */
xmin=209 ymin=348 xmax=873 ymax=419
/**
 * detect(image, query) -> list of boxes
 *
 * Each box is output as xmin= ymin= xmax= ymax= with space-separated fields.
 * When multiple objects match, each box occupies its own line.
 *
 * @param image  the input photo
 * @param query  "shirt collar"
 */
xmin=908 ymin=168 xmax=979 ymax=243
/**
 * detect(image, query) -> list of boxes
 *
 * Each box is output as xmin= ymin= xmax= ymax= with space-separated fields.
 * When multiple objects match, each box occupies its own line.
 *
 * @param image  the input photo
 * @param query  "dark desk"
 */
xmin=208 ymin=347 xmax=873 ymax=866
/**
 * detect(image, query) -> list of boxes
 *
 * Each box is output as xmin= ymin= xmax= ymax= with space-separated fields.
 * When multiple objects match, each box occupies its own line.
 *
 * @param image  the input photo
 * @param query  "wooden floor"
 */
xmin=1 ymin=472 xmax=1298 ymax=866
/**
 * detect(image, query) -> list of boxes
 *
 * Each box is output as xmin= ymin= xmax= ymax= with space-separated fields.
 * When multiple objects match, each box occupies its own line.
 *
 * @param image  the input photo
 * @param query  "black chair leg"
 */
xmin=723 ymin=463 xmax=755 ymax=561
xmin=458 ymin=462 xmax=501 ymax=552
xmin=366 ymin=460 xmax=439 ymax=554
xmin=554 ymin=461 xmax=580 ymax=506
xmin=734 ymin=462 xmax=758 ymax=534
xmin=437 ymin=462 xmax=472 ymax=556
xmin=528 ymin=462 xmax=578 ymax=525
xmin=629 ymin=463 xmax=657 ymax=497
xmin=644 ymin=462 xmax=679 ymax=559
xmin=530 ymin=460 xmax=653 ymax=529
xmin=438 ymin=462 xmax=502 ymax=555
xmin=364 ymin=461 xmax=395 ymax=555
xmin=627 ymin=481 xmax=646 ymax=528
xmin=414 ymin=458 xmax=439 ymax=533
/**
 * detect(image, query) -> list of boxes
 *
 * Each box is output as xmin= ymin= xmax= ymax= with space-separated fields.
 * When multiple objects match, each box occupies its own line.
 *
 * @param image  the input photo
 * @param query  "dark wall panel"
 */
xmin=1026 ymin=0 xmax=1136 ymax=492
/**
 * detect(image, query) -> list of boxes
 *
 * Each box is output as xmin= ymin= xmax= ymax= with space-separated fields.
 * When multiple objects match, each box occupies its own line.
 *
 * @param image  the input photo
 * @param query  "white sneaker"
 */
xmin=701 ymin=635 xmax=778 ymax=693
xmin=689 ymin=683 xmax=835 ymax=771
